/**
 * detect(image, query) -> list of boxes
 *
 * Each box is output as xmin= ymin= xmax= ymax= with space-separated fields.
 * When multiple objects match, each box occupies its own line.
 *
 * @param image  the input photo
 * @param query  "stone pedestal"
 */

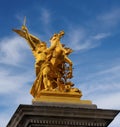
xmin=7 ymin=102 xmax=119 ymax=127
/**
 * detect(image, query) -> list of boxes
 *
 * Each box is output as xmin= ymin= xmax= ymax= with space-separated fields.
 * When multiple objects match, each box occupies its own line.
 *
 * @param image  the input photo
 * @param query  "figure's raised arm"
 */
xmin=21 ymin=25 xmax=39 ymax=50
xmin=13 ymin=18 xmax=41 ymax=51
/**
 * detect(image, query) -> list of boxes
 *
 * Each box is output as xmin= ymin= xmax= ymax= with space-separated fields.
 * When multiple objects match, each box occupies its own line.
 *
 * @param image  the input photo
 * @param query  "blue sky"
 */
xmin=0 ymin=0 xmax=120 ymax=126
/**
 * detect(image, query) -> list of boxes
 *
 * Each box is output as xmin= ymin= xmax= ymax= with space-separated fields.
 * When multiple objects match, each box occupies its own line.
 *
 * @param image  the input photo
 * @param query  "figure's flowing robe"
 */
xmin=30 ymin=62 xmax=55 ymax=98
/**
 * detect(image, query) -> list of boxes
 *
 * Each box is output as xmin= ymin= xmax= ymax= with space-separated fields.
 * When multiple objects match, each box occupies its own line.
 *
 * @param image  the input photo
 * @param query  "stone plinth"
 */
xmin=7 ymin=102 xmax=119 ymax=127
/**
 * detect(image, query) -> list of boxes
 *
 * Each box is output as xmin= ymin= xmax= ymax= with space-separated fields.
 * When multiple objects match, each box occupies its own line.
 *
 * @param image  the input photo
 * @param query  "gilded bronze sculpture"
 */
xmin=13 ymin=18 xmax=91 ymax=104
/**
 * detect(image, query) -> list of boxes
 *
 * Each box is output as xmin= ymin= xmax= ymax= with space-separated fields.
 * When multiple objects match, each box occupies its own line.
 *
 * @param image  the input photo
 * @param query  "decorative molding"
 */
xmin=27 ymin=119 xmax=107 ymax=127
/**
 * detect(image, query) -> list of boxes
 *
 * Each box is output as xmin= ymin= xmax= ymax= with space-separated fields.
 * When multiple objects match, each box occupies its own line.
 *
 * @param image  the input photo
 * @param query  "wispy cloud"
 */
xmin=0 ymin=64 xmax=33 ymax=126
xmin=66 ymin=28 xmax=87 ymax=50
xmin=73 ymin=61 xmax=120 ymax=127
xmin=0 ymin=36 xmax=29 ymax=66
xmin=0 ymin=113 xmax=10 ymax=127
xmin=92 ymin=33 xmax=111 ymax=40
xmin=65 ymin=9 xmax=120 ymax=51
xmin=66 ymin=28 xmax=110 ymax=51
xmin=0 ymin=36 xmax=34 ymax=127
xmin=75 ymin=63 xmax=120 ymax=110
xmin=65 ymin=8 xmax=120 ymax=51
xmin=0 ymin=68 xmax=34 ymax=94
xmin=97 ymin=8 xmax=120 ymax=27
xmin=0 ymin=84 xmax=32 ymax=127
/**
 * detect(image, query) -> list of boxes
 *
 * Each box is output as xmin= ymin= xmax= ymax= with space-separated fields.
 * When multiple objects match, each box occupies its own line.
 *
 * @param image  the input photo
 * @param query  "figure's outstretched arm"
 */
xmin=13 ymin=28 xmax=41 ymax=51
xmin=13 ymin=18 xmax=41 ymax=51
xmin=21 ymin=25 xmax=37 ymax=50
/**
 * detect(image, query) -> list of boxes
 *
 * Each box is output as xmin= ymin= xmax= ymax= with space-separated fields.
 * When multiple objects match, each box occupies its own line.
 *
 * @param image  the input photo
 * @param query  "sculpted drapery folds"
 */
xmin=13 ymin=22 xmax=80 ymax=98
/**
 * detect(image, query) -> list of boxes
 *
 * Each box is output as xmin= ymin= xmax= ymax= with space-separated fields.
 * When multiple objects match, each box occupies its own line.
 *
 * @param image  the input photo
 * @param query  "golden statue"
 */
xmin=13 ymin=18 xmax=92 ymax=104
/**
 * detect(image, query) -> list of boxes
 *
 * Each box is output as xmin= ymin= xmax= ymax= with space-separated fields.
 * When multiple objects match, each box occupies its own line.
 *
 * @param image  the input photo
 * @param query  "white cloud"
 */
xmin=0 ymin=35 xmax=33 ymax=94
xmin=93 ymin=92 xmax=120 ymax=109
xmin=109 ymin=114 xmax=120 ymax=127
xmin=0 ymin=68 xmax=34 ymax=94
xmin=0 ymin=36 xmax=29 ymax=66
xmin=0 ymin=34 xmax=36 ymax=127
xmin=0 ymin=113 xmax=11 ymax=127
xmin=0 ymin=66 xmax=33 ymax=126
xmin=81 ymin=64 xmax=120 ymax=91
xmin=0 ymin=35 xmax=35 ymax=127
xmin=0 ymin=68 xmax=33 ymax=127
xmin=0 ymin=84 xmax=32 ymax=127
